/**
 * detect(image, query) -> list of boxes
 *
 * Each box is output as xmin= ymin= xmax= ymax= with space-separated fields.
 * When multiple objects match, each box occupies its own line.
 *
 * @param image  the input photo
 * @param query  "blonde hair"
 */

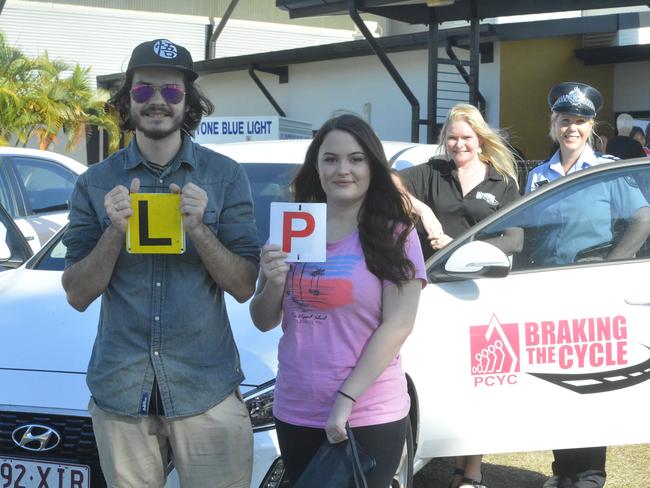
xmin=438 ymin=104 xmax=518 ymax=186
xmin=548 ymin=112 xmax=596 ymax=147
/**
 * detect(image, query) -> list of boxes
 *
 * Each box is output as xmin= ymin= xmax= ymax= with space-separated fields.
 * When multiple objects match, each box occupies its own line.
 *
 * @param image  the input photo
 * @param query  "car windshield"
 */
xmin=243 ymin=163 xmax=298 ymax=245
xmin=33 ymin=162 xmax=299 ymax=272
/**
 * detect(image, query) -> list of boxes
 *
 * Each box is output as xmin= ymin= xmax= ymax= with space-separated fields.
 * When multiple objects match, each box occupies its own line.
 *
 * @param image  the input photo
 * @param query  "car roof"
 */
xmin=0 ymin=147 xmax=87 ymax=174
xmin=202 ymin=140 xmax=310 ymax=164
xmin=202 ymin=139 xmax=437 ymax=165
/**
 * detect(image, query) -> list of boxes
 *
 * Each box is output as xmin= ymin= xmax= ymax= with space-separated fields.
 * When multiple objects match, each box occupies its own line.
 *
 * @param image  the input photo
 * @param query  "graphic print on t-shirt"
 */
xmin=287 ymin=255 xmax=359 ymax=312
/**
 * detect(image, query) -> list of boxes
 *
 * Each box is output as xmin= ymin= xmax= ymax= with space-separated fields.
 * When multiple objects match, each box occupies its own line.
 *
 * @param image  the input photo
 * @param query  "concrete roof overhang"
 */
xmin=577 ymin=43 xmax=650 ymax=64
xmin=96 ymin=12 xmax=642 ymax=88
xmin=276 ymin=0 xmax=650 ymax=24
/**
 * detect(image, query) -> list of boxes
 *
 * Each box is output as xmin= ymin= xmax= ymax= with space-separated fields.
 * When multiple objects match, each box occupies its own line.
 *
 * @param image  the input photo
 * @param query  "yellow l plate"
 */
xmin=127 ymin=193 xmax=185 ymax=254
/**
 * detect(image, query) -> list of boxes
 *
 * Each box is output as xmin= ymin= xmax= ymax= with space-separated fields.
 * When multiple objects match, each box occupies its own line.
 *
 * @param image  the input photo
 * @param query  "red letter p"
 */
xmin=283 ymin=212 xmax=315 ymax=252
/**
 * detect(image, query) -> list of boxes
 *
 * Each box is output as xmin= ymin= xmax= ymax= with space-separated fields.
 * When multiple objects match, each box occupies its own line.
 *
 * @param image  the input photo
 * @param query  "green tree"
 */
xmin=0 ymin=32 xmax=119 ymax=153
xmin=0 ymin=32 xmax=32 ymax=146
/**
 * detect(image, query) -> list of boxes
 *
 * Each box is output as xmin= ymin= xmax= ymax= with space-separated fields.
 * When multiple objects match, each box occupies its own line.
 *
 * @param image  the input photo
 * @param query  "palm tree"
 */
xmin=0 ymin=32 xmax=119 ymax=153
xmin=0 ymin=31 xmax=32 ymax=145
xmin=59 ymin=63 xmax=120 ymax=153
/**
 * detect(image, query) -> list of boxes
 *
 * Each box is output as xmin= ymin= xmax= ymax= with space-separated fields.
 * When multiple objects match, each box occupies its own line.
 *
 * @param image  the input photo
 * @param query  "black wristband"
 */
xmin=337 ymin=390 xmax=356 ymax=402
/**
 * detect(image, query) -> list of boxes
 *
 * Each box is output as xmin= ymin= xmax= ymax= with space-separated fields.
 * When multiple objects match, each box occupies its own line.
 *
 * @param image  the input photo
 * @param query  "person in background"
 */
xmin=62 ymin=39 xmax=259 ymax=487
xmin=630 ymin=126 xmax=650 ymax=155
xmin=527 ymin=81 xmax=650 ymax=488
xmin=605 ymin=112 xmax=643 ymax=159
xmin=616 ymin=113 xmax=634 ymax=137
xmin=396 ymin=103 xmax=521 ymax=263
xmin=396 ymin=103 xmax=520 ymax=488
xmin=249 ymin=114 xmax=426 ymax=488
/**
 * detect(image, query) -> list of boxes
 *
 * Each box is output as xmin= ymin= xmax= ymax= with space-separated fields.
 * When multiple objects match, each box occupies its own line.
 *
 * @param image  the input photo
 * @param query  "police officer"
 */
xmin=526 ymin=82 xmax=637 ymax=488
xmin=526 ymin=82 xmax=613 ymax=193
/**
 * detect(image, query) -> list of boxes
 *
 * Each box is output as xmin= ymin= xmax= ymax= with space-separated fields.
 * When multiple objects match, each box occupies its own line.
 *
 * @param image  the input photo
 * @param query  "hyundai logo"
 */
xmin=11 ymin=424 xmax=61 ymax=452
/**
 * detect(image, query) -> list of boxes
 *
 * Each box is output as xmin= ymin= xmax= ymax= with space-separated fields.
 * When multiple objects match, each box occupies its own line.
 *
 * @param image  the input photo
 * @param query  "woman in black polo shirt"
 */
xmin=397 ymin=103 xmax=520 ymax=488
xmin=398 ymin=103 xmax=520 ymax=262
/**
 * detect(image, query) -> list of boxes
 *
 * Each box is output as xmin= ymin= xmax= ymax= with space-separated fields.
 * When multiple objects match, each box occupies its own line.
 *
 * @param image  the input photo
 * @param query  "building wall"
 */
xmin=614 ymin=61 xmax=650 ymax=113
xmin=1 ymin=1 xmax=208 ymax=88
xmin=200 ymin=46 xmax=501 ymax=144
xmin=18 ymin=0 xmax=388 ymax=31
xmin=1 ymin=0 xmax=359 ymax=84
xmin=500 ymin=36 xmax=614 ymax=160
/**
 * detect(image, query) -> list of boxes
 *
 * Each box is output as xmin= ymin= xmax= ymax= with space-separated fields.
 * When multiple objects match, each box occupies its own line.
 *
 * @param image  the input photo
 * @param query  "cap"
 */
xmin=548 ymin=82 xmax=603 ymax=118
xmin=127 ymin=39 xmax=198 ymax=81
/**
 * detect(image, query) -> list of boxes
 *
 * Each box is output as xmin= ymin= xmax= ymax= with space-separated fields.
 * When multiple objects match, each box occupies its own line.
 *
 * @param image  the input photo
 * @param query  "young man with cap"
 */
xmin=61 ymin=39 xmax=259 ymax=487
xmin=526 ymin=82 xmax=650 ymax=488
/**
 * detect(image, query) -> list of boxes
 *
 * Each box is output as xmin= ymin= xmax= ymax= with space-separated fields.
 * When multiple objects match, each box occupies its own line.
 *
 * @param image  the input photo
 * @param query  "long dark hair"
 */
xmin=108 ymin=71 xmax=214 ymax=133
xmin=292 ymin=114 xmax=416 ymax=286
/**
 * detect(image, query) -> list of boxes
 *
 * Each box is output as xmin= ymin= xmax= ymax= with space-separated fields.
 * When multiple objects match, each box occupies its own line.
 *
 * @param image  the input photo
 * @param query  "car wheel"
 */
xmin=391 ymin=417 xmax=414 ymax=488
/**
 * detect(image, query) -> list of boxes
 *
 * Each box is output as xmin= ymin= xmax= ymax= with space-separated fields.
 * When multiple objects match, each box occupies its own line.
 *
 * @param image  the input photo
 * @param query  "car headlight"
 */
xmin=243 ymin=379 xmax=275 ymax=431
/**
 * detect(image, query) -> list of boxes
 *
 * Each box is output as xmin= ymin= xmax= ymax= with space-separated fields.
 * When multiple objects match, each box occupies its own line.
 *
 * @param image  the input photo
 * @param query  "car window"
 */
xmin=0 ymin=205 xmax=32 ymax=268
xmin=471 ymin=165 xmax=650 ymax=271
xmin=241 ymin=163 xmax=298 ymax=245
xmin=33 ymin=237 xmax=67 ymax=271
xmin=12 ymin=156 xmax=78 ymax=213
xmin=0 ymin=177 xmax=12 ymax=217
xmin=0 ymin=222 xmax=10 ymax=259
xmin=0 ymin=164 xmax=17 ymax=218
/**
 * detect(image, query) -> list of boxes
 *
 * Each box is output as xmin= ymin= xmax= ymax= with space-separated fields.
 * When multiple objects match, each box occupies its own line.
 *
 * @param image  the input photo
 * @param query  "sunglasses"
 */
xmin=130 ymin=84 xmax=185 ymax=104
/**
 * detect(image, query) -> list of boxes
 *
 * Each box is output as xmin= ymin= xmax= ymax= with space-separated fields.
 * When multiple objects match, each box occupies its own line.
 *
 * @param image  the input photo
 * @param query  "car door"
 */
xmin=404 ymin=160 xmax=650 ymax=458
xmin=5 ymin=154 xmax=79 ymax=250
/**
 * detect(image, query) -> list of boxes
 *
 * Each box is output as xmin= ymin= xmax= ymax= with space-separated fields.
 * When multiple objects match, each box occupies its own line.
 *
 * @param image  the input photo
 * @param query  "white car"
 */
xmin=0 ymin=147 xmax=87 ymax=252
xmin=4 ymin=141 xmax=650 ymax=487
xmin=0 ymin=139 xmax=436 ymax=488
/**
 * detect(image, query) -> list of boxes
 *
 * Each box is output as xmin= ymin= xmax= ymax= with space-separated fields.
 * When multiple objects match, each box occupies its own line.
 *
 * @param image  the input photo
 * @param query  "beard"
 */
xmin=130 ymin=104 xmax=184 ymax=140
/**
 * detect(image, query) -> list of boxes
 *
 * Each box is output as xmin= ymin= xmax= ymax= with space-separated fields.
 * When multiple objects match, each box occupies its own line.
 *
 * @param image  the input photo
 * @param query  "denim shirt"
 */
xmin=63 ymin=135 xmax=260 ymax=418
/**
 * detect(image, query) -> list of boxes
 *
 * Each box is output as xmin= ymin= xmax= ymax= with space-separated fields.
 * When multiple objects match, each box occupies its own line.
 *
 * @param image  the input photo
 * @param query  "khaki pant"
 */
xmin=89 ymin=392 xmax=253 ymax=488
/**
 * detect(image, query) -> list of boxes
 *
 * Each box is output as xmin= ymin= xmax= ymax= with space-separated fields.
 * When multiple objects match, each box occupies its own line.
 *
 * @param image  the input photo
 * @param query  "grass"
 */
xmin=414 ymin=444 xmax=650 ymax=487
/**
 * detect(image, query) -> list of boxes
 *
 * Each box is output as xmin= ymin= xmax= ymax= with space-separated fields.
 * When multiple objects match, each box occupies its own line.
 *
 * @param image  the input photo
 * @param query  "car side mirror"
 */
xmin=444 ymin=240 xmax=511 ymax=278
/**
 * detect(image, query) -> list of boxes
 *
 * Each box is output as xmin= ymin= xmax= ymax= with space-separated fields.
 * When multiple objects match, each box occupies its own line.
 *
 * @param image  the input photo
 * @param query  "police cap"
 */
xmin=548 ymin=82 xmax=603 ymax=118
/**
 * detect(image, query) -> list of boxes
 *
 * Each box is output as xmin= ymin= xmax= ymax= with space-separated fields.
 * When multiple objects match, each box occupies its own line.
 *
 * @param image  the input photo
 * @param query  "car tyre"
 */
xmin=392 ymin=416 xmax=414 ymax=488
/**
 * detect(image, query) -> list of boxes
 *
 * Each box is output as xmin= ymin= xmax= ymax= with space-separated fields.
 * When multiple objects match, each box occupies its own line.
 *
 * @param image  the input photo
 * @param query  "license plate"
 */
xmin=0 ymin=457 xmax=89 ymax=488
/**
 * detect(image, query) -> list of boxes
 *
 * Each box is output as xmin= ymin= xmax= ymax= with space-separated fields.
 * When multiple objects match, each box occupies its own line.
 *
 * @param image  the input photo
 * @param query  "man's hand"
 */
xmin=104 ymin=178 xmax=140 ymax=234
xmin=170 ymin=182 xmax=208 ymax=232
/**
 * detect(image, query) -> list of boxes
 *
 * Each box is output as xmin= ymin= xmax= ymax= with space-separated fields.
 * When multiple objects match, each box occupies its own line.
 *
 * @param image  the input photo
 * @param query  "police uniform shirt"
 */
xmin=524 ymin=144 xmax=616 ymax=193
xmin=524 ymin=144 xmax=648 ymax=264
xmin=399 ymin=158 xmax=520 ymax=258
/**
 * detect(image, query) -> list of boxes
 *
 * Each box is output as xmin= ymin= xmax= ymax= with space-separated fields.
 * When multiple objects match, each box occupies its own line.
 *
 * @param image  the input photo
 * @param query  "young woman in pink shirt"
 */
xmin=250 ymin=114 xmax=426 ymax=487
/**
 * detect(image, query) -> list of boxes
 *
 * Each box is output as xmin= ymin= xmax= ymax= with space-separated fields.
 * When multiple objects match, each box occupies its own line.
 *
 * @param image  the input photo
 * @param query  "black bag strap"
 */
xmin=346 ymin=422 xmax=369 ymax=488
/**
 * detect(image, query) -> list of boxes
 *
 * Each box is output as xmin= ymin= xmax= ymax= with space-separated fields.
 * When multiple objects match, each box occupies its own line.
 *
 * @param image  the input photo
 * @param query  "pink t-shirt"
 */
xmin=273 ymin=227 xmax=426 ymax=428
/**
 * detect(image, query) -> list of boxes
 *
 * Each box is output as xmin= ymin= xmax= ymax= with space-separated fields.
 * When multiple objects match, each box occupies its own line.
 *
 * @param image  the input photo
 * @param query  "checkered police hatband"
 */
xmin=553 ymin=86 xmax=595 ymax=112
